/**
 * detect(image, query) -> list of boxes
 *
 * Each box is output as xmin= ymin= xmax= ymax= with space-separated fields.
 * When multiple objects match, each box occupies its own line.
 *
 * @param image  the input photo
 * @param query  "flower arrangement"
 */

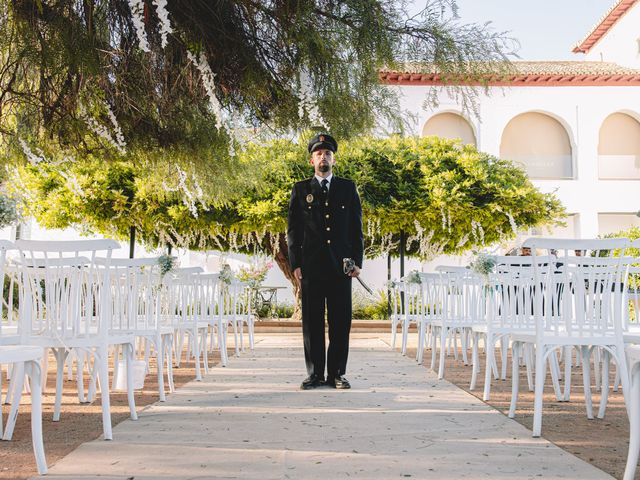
xmin=386 ymin=279 xmax=401 ymax=289
xmin=0 ymin=194 xmax=19 ymax=229
xmin=469 ymin=251 xmax=497 ymax=278
xmin=219 ymin=263 xmax=235 ymax=285
xmin=237 ymin=259 xmax=273 ymax=288
xmin=157 ymin=255 xmax=178 ymax=277
xmin=405 ymin=270 xmax=422 ymax=284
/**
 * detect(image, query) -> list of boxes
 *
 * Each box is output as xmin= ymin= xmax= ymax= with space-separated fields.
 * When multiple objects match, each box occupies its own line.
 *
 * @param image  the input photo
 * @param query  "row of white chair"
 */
xmin=0 ymin=239 xmax=256 ymax=475
xmin=392 ymin=238 xmax=639 ymax=444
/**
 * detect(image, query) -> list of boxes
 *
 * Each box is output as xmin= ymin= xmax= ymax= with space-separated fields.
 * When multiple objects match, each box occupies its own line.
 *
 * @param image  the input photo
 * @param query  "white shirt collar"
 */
xmin=315 ymin=174 xmax=333 ymax=188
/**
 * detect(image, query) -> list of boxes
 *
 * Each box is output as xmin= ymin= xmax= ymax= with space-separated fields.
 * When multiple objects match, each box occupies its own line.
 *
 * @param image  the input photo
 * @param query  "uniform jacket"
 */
xmin=287 ymin=176 xmax=364 ymax=278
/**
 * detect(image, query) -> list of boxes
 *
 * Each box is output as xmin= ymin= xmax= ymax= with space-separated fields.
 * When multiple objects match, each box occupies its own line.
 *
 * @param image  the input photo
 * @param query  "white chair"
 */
xmin=510 ymin=238 xmax=630 ymax=437
xmin=98 ymin=257 xmax=175 ymax=401
xmin=430 ymin=268 xmax=484 ymax=379
xmin=0 ymin=345 xmax=47 ymax=474
xmin=233 ymin=281 xmax=255 ymax=353
xmin=14 ymin=239 xmax=137 ymax=441
xmin=416 ymin=273 xmax=442 ymax=365
xmin=0 ymin=240 xmax=20 ymax=345
xmin=388 ymin=280 xmax=404 ymax=350
xmin=199 ymin=273 xmax=229 ymax=366
xmin=470 ymin=256 xmax=545 ymax=401
xmin=399 ymin=278 xmax=424 ymax=356
xmin=219 ymin=279 xmax=252 ymax=356
xmin=169 ymin=267 xmax=209 ymax=380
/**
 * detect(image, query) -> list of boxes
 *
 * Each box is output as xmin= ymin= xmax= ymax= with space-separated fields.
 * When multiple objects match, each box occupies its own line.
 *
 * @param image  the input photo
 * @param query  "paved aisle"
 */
xmin=36 ymin=334 xmax=613 ymax=479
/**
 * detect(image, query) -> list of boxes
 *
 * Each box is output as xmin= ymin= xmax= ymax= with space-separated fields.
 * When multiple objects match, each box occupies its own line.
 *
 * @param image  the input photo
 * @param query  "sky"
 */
xmin=411 ymin=0 xmax=617 ymax=60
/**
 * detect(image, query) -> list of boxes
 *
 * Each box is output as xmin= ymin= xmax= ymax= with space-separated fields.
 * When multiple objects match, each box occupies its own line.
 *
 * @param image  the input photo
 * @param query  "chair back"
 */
xmin=96 ymin=257 xmax=164 ymax=333
xmin=14 ymin=239 xmax=120 ymax=343
xmin=437 ymin=269 xmax=484 ymax=327
xmin=0 ymin=240 xmax=16 ymax=336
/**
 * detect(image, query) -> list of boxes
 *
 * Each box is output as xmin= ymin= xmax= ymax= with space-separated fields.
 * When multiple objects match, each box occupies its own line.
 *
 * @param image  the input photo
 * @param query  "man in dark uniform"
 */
xmin=287 ymin=133 xmax=364 ymax=390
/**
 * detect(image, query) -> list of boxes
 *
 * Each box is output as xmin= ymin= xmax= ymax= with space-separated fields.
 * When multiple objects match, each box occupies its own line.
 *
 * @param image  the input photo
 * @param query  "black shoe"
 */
xmin=300 ymin=374 xmax=324 ymax=390
xmin=326 ymin=376 xmax=351 ymax=389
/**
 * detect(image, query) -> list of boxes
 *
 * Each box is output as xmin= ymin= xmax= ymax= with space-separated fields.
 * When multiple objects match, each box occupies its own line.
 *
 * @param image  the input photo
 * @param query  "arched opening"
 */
xmin=598 ymin=112 xmax=640 ymax=179
xmin=500 ymin=112 xmax=573 ymax=179
xmin=422 ymin=112 xmax=476 ymax=146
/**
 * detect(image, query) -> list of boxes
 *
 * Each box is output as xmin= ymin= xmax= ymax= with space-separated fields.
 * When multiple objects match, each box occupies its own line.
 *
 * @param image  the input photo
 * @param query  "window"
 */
xmin=422 ymin=113 xmax=476 ymax=146
xmin=598 ymin=213 xmax=640 ymax=236
xmin=500 ymin=113 xmax=573 ymax=179
xmin=598 ymin=112 xmax=640 ymax=179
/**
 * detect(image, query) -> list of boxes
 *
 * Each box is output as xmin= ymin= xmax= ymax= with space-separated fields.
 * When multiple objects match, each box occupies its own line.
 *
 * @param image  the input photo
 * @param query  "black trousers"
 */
xmin=301 ymin=273 xmax=352 ymax=378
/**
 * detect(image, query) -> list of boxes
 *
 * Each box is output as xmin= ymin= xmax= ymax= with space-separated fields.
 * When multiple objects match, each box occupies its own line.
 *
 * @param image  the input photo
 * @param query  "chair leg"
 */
xmin=111 ymin=344 xmax=121 ymax=391
xmin=594 ymin=347 xmax=602 ymax=392
xmin=483 ymin=333 xmax=494 ymax=401
xmin=194 ymin=330 xmax=202 ymax=381
xmin=231 ymin=317 xmax=239 ymax=357
xmin=532 ymin=346 xmax=547 ymax=437
xmin=24 ymin=360 xmax=47 ymax=475
xmin=597 ymin=349 xmax=610 ymax=419
xmin=500 ymin=336 xmax=508 ymax=380
xmin=157 ymin=338 xmax=166 ymax=402
xmin=581 ymin=346 xmax=594 ymax=420
xmin=248 ymin=317 xmax=255 ymax=351
xmin=509 ymin=342 xmax=521 ymax=418
xmin=53 ymin=348 xmax=68 ymax=422
xmin=525 ymin=345 xmax=534 ymax=392
xmin=470 ymin=332 xmax=479 ymax=390
xmin=166 ymin=336 xmax=175 ymax=393
xmin=416 ymin=321 xmax=425 ymax=365
xmin=218 ymin=323 xmax=228 ymax=367
xmin=2 ymin=362 xmax=25 ymax=440
xmin=624 ymin=364 xmax=640 ymax=480
xmin=202 ymin=328 xmax=210 ymax=374
xmin=125 ymin=343 xmax=138 ymax=421
xmin=76 ymin=349 xmax=87 ymax=404
xmin=97 ymin=346 xmax=113 ymax=440
xmin=549 ymin=352 xmax=562 ymax=401
xmin=430 ymin=327 xmax=437 ymax=371
xmin=401 ymin=315 xmax=409 ymax=356
xmin=40 ymin=348 xmax=49 ymax=391
xmin=438 ymin=328 xmax=447 ymax=379
xmin=461 ymin=329 xmax=469 ymax=366
xmin=391 ymin=317 xmax=397 ymax=350
xmin=563 ymin=346 xmax=572 ymax=402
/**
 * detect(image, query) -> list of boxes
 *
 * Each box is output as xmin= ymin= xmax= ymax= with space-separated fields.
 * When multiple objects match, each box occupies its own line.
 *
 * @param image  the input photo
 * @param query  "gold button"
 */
xmin=325 ymin=214 xmax=330 ymax=218
xmin=326 ymin=227 xmax=330 ymax=231
xmin=327 ymin=240 xmax=331 ymax=244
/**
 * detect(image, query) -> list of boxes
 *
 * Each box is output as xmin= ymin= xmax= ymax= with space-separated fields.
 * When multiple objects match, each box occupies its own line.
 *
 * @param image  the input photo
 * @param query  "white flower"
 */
xmin=152 ymin=0 xmax=172 ymax=48
xmin=80 ymin=103 xmax=126 ymax=155
xmin=507 ymin=212 xmax=518 ymax=236
xmin=186 ymin=51 xmax=225 ymax=132
xmin=297 ymin=69 xmax=327 ymax=128
xmin=18 ymin=139 xmax=46 ymax=165
xmin=127 ymin=0 xmax=150 ymax=52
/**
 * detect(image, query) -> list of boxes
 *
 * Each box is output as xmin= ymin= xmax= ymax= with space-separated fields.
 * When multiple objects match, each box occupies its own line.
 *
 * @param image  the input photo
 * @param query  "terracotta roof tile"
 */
xmin=379 ymin=61 xmax=640 ymax=86
xmin=572 ymin=0 xmax=638 ymax=53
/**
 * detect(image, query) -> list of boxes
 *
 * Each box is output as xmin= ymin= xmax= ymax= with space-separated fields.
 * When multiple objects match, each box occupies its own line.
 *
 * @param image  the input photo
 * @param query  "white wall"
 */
xmin=396 ymin=84 xmax=640 ymax=239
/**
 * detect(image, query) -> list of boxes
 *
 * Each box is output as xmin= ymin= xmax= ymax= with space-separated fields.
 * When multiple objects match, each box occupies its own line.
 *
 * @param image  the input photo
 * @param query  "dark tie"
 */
xmin=321 ymin=179 xmax=328 ymax=195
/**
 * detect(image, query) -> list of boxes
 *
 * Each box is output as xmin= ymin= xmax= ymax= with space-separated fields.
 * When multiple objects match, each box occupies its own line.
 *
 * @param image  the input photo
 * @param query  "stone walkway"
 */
xmin=35 ymin=333 xmax=613 ymax=479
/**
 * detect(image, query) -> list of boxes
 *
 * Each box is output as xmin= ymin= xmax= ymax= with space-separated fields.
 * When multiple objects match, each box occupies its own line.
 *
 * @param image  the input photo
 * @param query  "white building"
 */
xmin=382 ymin=0 xmax=640 ymax=240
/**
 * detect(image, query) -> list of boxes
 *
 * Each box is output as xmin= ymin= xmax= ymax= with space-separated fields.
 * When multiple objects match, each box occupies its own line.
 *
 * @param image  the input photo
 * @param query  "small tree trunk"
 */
xmin=272 ymin=233 xmax=301 ymax=320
